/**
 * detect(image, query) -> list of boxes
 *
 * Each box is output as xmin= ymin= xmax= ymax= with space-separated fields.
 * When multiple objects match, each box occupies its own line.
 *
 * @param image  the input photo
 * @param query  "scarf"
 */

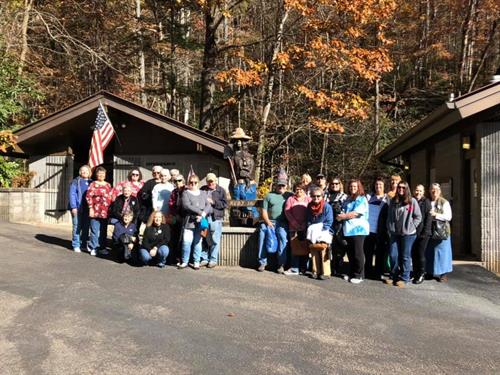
xmin=309 ymin=199 xmax=325 ymax=217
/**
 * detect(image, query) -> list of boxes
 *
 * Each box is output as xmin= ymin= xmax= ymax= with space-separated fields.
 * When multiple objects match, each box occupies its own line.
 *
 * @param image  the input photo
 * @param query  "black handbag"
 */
xmin=334 ymin=224 xmax=348 ymax=248
xmin=431 ymin=220 xmax=449 ymax=240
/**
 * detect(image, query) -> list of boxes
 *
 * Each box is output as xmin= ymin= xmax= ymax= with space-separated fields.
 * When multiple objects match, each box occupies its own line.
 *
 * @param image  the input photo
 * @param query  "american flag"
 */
xmin=88 ymin=102 xmax=115 ymax=169
xmin=187 ymin=165 xmax=196 ymax=182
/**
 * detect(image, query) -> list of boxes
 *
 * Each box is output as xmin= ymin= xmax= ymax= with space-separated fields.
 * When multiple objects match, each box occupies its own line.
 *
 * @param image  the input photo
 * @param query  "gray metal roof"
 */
xmin=14 ymin=91 xmax=228 ymax=154
xmin=377 ymin=81 xmax=500 ymax=162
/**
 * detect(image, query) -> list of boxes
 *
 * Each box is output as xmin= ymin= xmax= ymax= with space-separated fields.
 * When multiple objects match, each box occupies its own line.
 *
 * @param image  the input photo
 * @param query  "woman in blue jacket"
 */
xmin=336 ymin=179 xmax=370 ymax=284
xmin=68 ymin=165 xmax=92 ymax=252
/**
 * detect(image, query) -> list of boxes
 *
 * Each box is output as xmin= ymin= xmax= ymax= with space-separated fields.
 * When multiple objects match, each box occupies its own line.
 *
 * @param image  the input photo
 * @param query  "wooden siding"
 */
xmin=433 ymin=134 xmax=464 ymax=256
xmin=479 ymin=122 xmax=500 ymax=273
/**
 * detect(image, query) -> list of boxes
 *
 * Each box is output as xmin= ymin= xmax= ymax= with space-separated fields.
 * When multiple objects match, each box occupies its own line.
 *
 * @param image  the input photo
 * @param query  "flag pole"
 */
xmin=99 ymin=100 xmax=122 ymax=148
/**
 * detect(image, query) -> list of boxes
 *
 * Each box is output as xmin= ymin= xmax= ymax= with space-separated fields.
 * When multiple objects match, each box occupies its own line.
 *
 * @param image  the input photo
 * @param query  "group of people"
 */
xmin=258 ymin=172 xmax=453 ymax=287
xmin=68 ymin=165 xmax=228 ymax=269
xmin=69 ymin=165 xmax=453 ymax=286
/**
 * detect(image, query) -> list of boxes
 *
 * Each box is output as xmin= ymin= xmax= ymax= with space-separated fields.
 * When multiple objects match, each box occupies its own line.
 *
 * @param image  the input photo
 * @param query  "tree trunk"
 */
xmin=254 ymin=2 xmax=289 ymax=184
xmin=136 ymin=0 xmax=147 ymax=106
xmin=459 ymin=0 xmax=478 ymax=93
xmin=199 ymin=10 xmax=218 ymax=132
xmin=18 ymin=0 xmax=34 ymax=75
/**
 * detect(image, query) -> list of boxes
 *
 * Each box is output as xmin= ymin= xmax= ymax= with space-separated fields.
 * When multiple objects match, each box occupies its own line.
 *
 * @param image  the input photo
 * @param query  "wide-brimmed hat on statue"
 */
xmin=229 ymin=127 xmax=252 ymax=140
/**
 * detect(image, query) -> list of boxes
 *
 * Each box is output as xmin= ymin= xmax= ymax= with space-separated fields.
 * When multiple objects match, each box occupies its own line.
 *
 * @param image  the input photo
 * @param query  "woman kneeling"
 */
xmin=140 ymin=211 xmax=170 ymax=268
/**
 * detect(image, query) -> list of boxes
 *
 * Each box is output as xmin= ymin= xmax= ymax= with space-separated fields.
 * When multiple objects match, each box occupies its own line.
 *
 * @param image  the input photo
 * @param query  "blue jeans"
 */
xmin=290 ymin=255 xmax=309 ymax=273
xmin=182 ymin=227 xmax=203 ymax=264
xmin=89 ymin=218 xmax=108 ymax=250
xmin=71 ymin=207 xmax=90 ymax=249
xmin=139 ymin=245 xmax=169 ymax=266
xmin=258 ymin=221 xmax=288 ymax=266
xmin=201 ymin=218 xmax=223 ymax=263
xmin=389 ymin=234 xmax=417 ymax=282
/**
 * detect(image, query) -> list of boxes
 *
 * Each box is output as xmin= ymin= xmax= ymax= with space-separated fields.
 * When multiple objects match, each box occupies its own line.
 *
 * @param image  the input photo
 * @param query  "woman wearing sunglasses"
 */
xmin=386 ymin=181 xmax=422 ymax=287
xmin=112 ymin=168 xmax=144 ymax=200
xmin=306 ymin=187 xmax=334 ymax=280
xmin=178 ymin=174 xmax=212 ymax=270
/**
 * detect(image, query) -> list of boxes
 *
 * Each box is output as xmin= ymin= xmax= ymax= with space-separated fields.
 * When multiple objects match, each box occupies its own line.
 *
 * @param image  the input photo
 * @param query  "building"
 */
xmin=377 ymin=80 xmax=500 ymax=273
xmin=13 ymin=91 xmax=230 ymax=224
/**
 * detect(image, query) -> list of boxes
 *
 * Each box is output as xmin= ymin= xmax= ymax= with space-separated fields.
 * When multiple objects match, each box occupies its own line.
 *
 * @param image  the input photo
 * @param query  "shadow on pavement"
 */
xmin=35 ymin=234 xmax=72 ymax=250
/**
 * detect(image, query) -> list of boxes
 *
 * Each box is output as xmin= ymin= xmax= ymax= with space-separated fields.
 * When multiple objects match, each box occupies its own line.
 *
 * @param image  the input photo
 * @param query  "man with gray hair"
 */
xmin=138 ymin=165 xmax=163 ymax=223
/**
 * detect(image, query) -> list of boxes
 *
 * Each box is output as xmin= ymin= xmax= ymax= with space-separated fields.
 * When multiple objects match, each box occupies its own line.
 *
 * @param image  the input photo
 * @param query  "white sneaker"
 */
xmin=193 ymin=262 xmax=200 ymax=270
xmin=350 ymin=278 xmax=363 ymax=284
xmin=99 ymin=249 xmax=109 ymax=256
xmin=177 ymin=262 xmax=188 ymax=269
xmin=90 ymin=249 xmax=97 ymax=256
xmin=284 ymin=270 xmax=299 ymax=276
xmin=342 ymin=274 xmax=349 ymax=281
xmin=73 ymin=247 xmax=81 ymax=253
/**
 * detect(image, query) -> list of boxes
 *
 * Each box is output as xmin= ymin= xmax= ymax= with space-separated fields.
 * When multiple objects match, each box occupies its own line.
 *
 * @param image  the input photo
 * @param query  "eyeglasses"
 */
xmin=189 ymin=181 xmax=198 ymax=185
xmin=152 ymin=171 xmax=161 ymax=174
xmin=131 ymin=173 xmax=139 ymax=176
xmin=398 ymin=186 xmax=406 ymax=190
xmin=311 ymin=195 xmax=322 ymax=198
xmin=332 ymin=182 xmax=340 ymax=185
xmin=175 ymin=179 xmax=183 ymax=183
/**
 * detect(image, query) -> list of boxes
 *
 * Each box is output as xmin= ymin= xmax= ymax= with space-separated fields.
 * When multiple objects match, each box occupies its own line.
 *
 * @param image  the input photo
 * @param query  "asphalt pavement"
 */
xmin=0 ymin=220 xmax=499 ymax=374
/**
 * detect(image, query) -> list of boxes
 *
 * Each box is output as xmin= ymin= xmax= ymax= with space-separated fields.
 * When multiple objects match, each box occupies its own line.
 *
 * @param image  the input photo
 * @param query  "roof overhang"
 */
xmin=14 ymin=91 xmax=227 ymax=156
xmin=377 ymin=81 xmax=500 ymax=162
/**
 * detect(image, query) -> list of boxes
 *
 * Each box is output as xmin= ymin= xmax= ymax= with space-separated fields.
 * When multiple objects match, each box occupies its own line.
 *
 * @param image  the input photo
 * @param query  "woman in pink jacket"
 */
xmin=284 ymin=183 xmax=311 ymax=275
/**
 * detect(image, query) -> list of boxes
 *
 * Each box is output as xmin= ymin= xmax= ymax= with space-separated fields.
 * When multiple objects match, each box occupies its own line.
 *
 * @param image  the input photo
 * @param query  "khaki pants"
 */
xmin=309 ymin=243 xmax=331 ymax=277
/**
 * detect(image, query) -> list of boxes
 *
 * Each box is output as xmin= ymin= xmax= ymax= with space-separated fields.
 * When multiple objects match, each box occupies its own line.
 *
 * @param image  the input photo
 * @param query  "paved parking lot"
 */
xmin=0 ymin=221 xmax=499 ymax=374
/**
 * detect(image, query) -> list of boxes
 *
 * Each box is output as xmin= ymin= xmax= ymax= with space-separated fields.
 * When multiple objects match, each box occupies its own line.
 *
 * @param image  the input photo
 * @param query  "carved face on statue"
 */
xmin=234 ymin=145 xmax=255 ymax=180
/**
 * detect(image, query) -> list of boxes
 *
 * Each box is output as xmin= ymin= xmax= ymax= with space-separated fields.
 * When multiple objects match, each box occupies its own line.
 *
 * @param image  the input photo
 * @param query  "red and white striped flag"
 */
xmin=88 ymin=102 xmax=115 ymax=169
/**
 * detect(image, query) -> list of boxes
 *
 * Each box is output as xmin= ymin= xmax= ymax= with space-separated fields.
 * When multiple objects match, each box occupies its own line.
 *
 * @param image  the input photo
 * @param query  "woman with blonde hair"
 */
xmin=426 ymin=183 xmax=453 ymax=282
xmin=178 ymin=174 xmax=211 ymax=270
xmin=139 ymin=211 xmax=170 ymax=267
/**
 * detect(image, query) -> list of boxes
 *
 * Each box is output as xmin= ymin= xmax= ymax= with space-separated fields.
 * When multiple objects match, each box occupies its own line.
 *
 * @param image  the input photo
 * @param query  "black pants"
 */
xmin=363 ymin=233 xmax=388 ymax=279
xmin=412 ymin=235 xmax=430 ymax=276
xmin=346 ymin=235 xmax=366 ymax=279
xmin=331 ymin=242 xmax=348 ymax=276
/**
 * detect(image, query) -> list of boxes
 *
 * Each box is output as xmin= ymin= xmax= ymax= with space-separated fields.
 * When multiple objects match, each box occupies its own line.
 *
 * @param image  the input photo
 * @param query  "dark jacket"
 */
xmin=110 ymin=195 xmax=140 ymax=221
xmin=68 ymin=177 xmax=92 ymax=210
xmin=307 ymin=202 xmax=334 ymax=231
xmin=112 ymin=222 xmax=137 ymax=242
xmin=416 ymin=197 xmax=432 ymax=238
xmin=168 ymin=187 xmax=185 ymax=216
xmin=142 ymin=224 xmax=171 ymax=250
xmin=138 ymin=178 xmax=158 ymax=209
xmin=201 ymin=185 xmax=228 ymax=221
